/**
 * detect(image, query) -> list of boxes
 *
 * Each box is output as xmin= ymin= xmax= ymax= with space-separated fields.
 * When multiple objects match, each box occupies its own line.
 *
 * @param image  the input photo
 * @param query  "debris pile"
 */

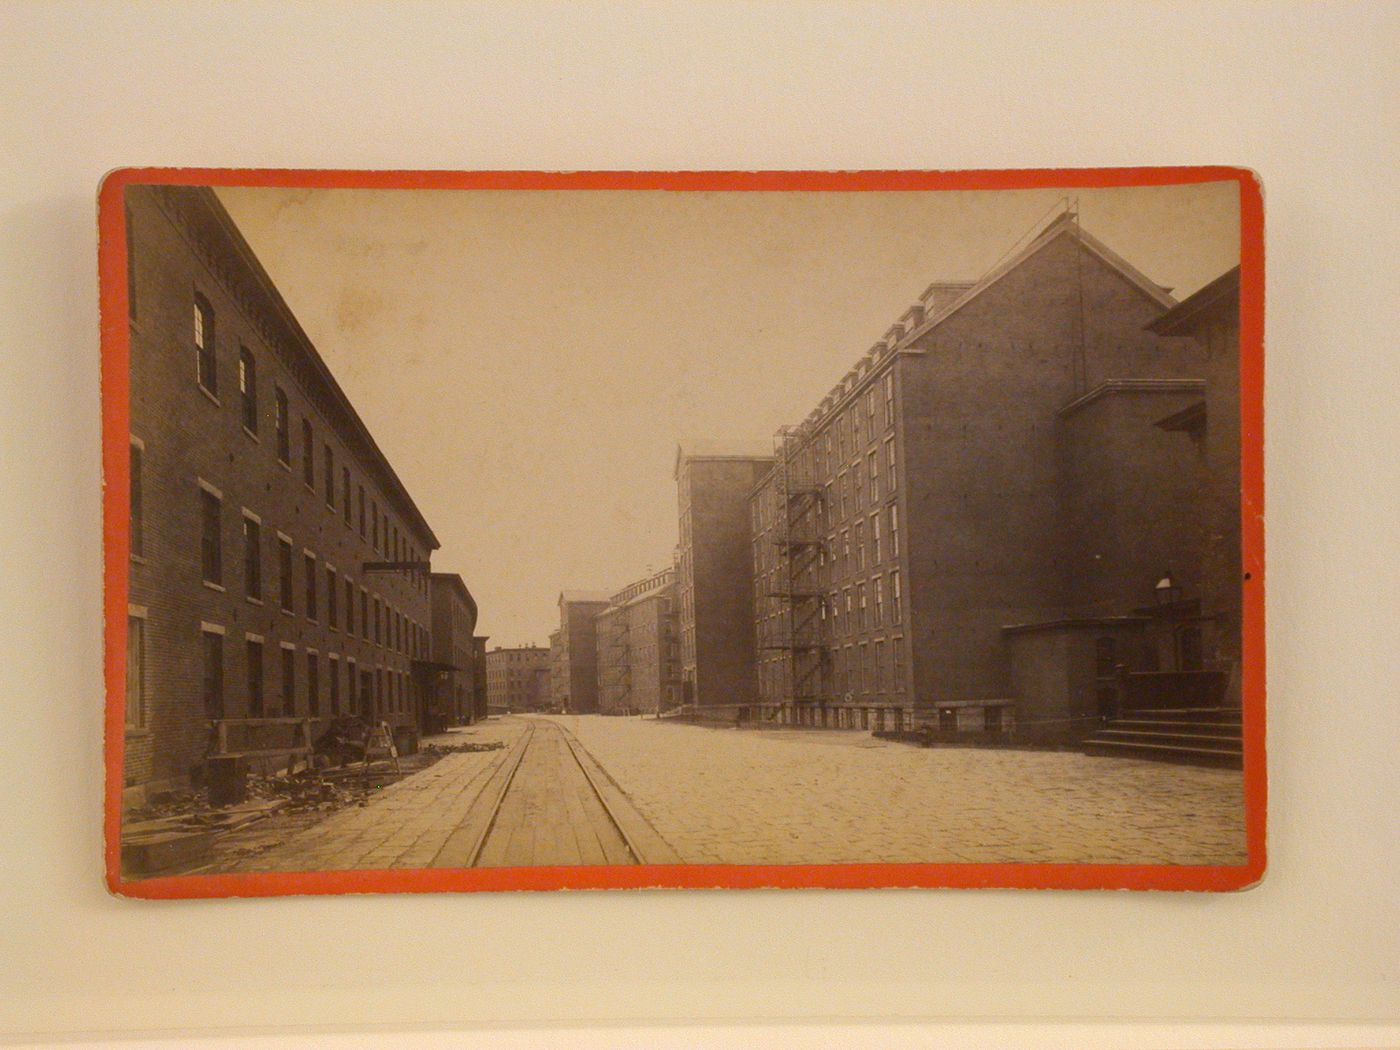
xmin=420 ymin=740 xmax=506 ymax=758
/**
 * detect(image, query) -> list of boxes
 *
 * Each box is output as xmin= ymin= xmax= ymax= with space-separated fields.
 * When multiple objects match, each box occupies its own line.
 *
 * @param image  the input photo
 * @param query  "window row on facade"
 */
xmin=184 ymin=287 xmax=428 ymax=595
xmin=144 ymin=463 xmax=429 ymax=660
xmin=195 ymin=622 xmax=413 ymax=721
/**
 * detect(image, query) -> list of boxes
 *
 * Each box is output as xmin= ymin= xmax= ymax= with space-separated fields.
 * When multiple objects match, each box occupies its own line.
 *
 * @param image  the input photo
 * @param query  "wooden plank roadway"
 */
xmin=473 ymin=719 xmax=636 ymax=868
xmin=226 ymin=716 xmax=679 ymax=873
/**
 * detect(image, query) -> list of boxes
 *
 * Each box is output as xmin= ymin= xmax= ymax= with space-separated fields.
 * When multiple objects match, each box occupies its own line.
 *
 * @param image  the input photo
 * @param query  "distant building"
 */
xmin=751 ymin=213 xmax=1213 ymax=740
xmin=551 ymin=591 xmax=611 ymax=713
xmin=674 ymin=442 xmax=775 ymax=710
xmin=595 ymin=567 xmax=681 ymax=715
xmin=123 ymin=184 xmax=438 ymax=803
xmin=416 ymin=573 xmax=477 ymax=735
xmin=547 ymin=628 xmax=564 ymax=712
xmin=486 ymin=645 xmax=551 ymax=713
xmin=472 ymin=636 xmax=489 ymax=722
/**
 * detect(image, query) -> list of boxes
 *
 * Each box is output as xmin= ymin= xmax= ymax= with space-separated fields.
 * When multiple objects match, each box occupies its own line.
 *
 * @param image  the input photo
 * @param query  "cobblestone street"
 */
xmin=549 ymin=715 xmax=1246 ymax=866
xmin=223 ymin=714 xmax=1245 ymax=872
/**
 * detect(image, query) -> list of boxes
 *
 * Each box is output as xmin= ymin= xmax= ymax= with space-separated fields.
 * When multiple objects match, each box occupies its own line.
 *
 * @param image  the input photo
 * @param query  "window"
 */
xmin=329 ymin=656 xmax=340 ymax=715
xmin=840 ymin=530 xmax=850 ymax=577
xmin=890 ymin=504 xmax=900 ymax=558
xmin=871 ymin=514 xmax=881 ymax=563
xmin=873 ymin=575 xmax=884 ymax=627
xmin=242 ymin=515 xmax=261 ymax=601
xmin=324 ymin=445 xmax=334 ymax=507
xmin=875 ymin=640 xmax=886 ymax=691
xmin=307 ymin=652 xmax=320 ymax=716
xmin=854 ymin=520 xmax=865 ymax=571
xmin=275 ymin=387 xmax=290 ymax=464
xmin=838 ymin=471 xmax=848 ymax=520
xmin=326 ymin=566 xmax=338 ymax=629
xmin=374 ymin=598 xmax=382 ymax=645
xmin=883 ymin=372 xmax=894 ymax=427
xmin=868 ymin=450 xmax=878 ymax=502
xmin=345 ymin=577 xmax=355 ymax=634
xmin=843 ymin=588 xmax=853 ymax=633
xmin=857 ymin=584 xmax=867 ymax=630
xmin=885 ymin=437 xmax=896 ymax=491
xmin=859 ymin=643 xmax=870 ymax=692
xmin=281 ymin=645 xmax=296 ymax=716
xmin=278 ymin=537 xmax=294 ymax=612
xmin=851 ymin=406 xmax=862 ymax=448
xmin=194 ymin=293 xmax=216 ymax=395
xmin=892 ymin=636 xmax=904 ymax=690
xmin=246 ymin=638 xmax=264 ymax=717
xmin=302 ymin=419 xmax=314 ymax=487
xmin=853 ymin=459 xmax=863 ymax=506
xmin=129 ymin=440 xmax=144 ymax=559
xmin=358 ymin=486 xmax=366 ymax=537
xmin=199 ymin=486 xmax=222 ymax=585
xmin=126 ymin=612 xmax=146 ymax=729
xmin=304 ymin=552 xmax=317 ymax=620
xmin=891 ymin=570 xmax=902 ymax=624
xmin=201 ymin=627 xmax=223 ymax=720
xmin=372 ymin=501 xmax=380 ymax=551
xmin=360 ymin=590 xmax=369 ymax=641
xmin=865 ymin=387 xmax=876 ymax=424
xmin=342 ymin=467 xmax=352 ymax=524
xmin=239 ymin=347 xmax=257 ymax=433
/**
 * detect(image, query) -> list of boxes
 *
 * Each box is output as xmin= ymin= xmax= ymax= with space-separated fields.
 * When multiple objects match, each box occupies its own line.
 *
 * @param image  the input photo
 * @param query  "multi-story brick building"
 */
xmin=550 ymin=592 xmax=610 ymax=713
xmin=122 ymin=184 xmax=439 ymax=804
xmin=1146 ymin=266 xmax=1243 ymax=706
xmin=417 ymin=572 xmax=478 ymax=734
xmin=674 ymin=442 xmax=775 ymax=711
xmin=752 ymin=212 xmax=1211 ymax=740
xmin=594 ymin=568 xmax=681 ymax=715
xmin=486 ymin=645 xmax=551 ymax=713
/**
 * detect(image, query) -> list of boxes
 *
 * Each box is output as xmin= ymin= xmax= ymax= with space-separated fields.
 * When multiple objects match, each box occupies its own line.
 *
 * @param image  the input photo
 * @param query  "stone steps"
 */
xmin=1082 ymin=708 xmax=1243 ymax=769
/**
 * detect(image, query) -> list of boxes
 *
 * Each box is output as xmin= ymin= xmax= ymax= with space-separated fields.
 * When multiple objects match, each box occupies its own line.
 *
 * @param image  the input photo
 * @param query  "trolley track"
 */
xmin=451 ymin=716 xmax=677 ymax=868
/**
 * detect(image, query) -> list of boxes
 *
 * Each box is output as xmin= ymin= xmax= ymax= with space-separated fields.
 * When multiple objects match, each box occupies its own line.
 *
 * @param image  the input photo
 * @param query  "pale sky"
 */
xmin=216 ymin=181 xmax=1240 ymax=646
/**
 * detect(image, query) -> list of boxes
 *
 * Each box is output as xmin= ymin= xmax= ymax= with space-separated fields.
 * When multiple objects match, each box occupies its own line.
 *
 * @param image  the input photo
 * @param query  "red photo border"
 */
xmin=100 ymin=166 xmax=1265 ymax=898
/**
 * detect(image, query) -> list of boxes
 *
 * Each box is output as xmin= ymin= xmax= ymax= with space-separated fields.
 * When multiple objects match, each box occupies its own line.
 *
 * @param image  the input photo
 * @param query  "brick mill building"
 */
xmin=485 ymin=645 xmax=551 ymax=713
xmin=1145 ymin=266 xmax=1243 ymax=707
xmin=594 ymin=567 xmax=681 ymax=715
xmin=550 ymin=591 xmax=610 ymax=713
xmin=751 ymin=212 xmax=1216 ymax=741
xmin=123 ymin=184 xmax=441 ymax=804
xmin=417 ymin=572 xmax=478 ymax=735
xmin=674 ymin=442 xmax=775 ymax=710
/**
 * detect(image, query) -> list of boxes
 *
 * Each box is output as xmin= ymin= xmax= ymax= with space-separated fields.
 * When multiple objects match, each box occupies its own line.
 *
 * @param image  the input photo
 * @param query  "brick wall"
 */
xmin=898 ymin=227 xmax=1205 ymax=708
xmin=124 ymin=186 xmax=436 ymax=795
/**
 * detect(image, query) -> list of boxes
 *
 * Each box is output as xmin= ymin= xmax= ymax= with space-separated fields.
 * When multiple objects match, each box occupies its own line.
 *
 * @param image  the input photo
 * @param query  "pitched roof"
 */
xmin=904 ymin=212 xmax=1178 ymax=345
xmin=1146 ymin=265 xmax=1241 ymax=335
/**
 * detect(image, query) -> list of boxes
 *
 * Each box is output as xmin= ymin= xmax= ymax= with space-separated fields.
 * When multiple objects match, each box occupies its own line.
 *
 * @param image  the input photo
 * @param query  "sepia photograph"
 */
xmin=103 ymin=168 xmax=1263 ymax=895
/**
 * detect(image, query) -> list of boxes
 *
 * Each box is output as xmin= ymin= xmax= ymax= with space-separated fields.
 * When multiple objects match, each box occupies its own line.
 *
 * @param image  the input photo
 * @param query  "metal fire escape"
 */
xmin=607 ymin=611 xmax=632 ymax=713
xmin=762 ymin=425 xmax=830 ymax=710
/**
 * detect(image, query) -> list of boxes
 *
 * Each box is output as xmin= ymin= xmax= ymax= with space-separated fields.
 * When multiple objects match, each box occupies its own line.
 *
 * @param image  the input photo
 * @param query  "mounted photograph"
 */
xmin=101 ymin=168 xmax=1264 ymax=896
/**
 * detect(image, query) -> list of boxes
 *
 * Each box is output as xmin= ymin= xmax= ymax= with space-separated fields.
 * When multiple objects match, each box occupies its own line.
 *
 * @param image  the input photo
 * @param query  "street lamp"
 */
xmin=1154 ymin=570 xmax=1181 ymax=606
